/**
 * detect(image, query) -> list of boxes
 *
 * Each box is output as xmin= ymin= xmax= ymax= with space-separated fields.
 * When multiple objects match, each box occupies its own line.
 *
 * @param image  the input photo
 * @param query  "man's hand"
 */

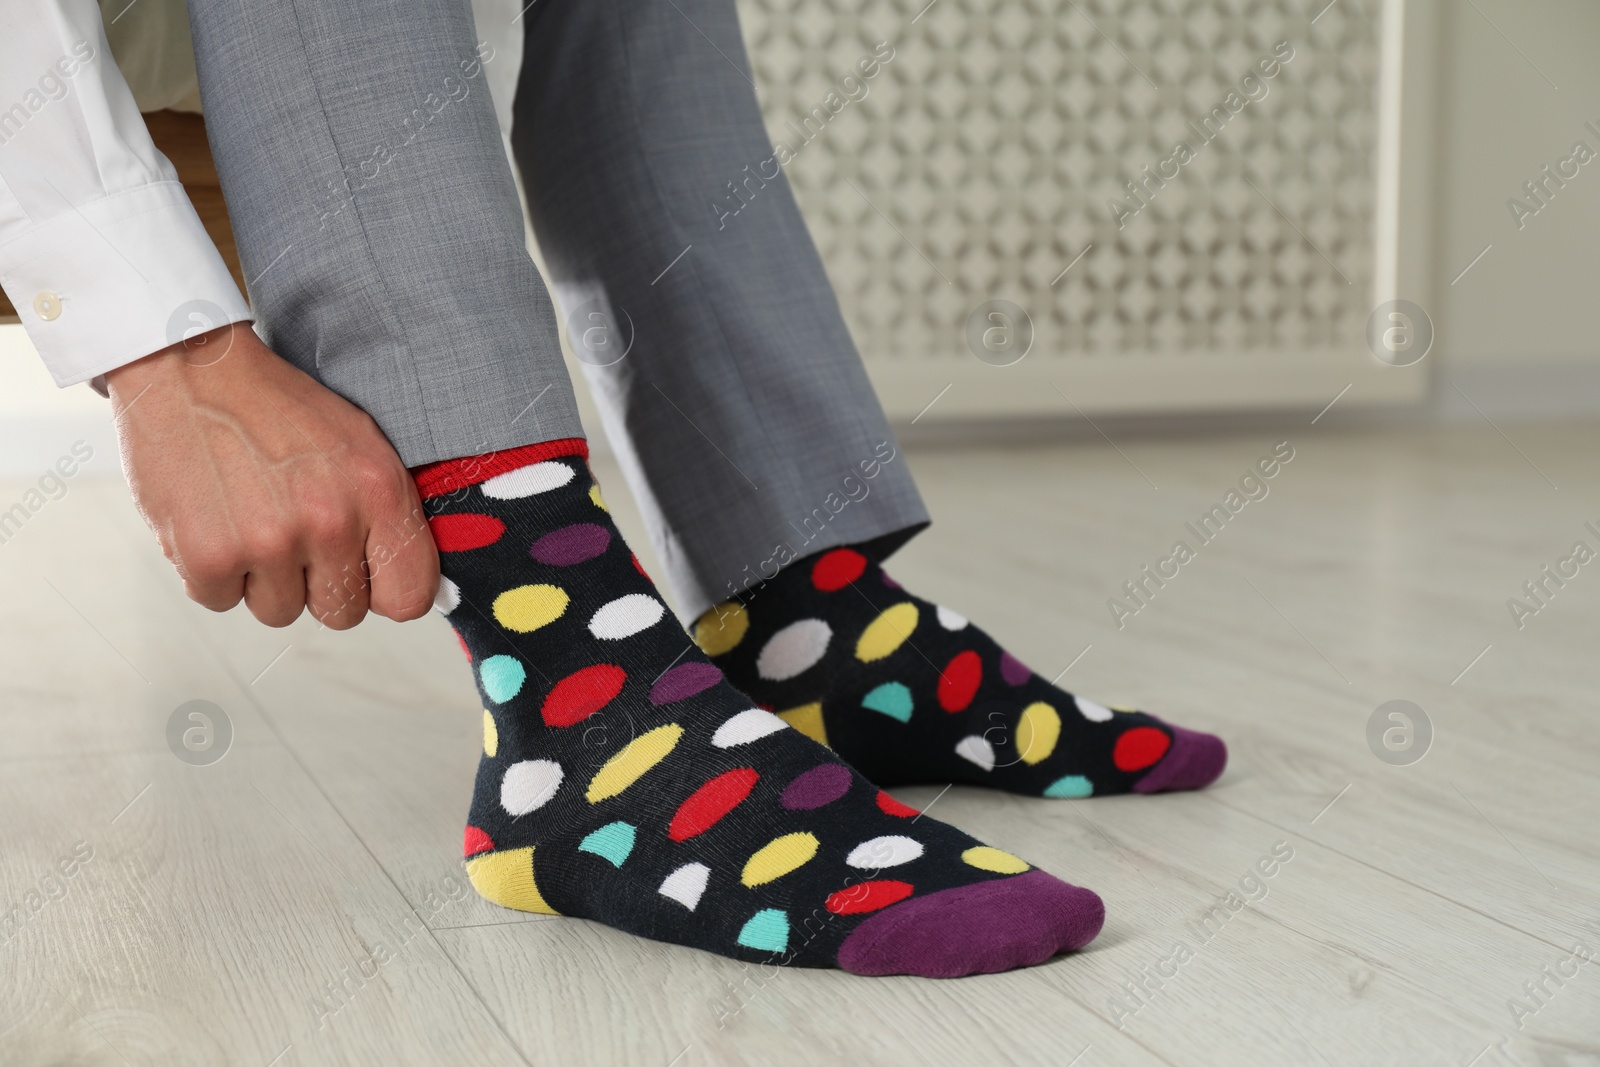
xmin=105 ymin=323 xmax=439 ymax=629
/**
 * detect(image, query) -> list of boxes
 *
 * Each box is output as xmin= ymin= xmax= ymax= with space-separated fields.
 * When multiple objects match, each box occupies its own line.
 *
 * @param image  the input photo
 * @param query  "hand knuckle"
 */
xmin=245 ymin=524 xmax=296 ymax=562
xmin=318 ymin=571 xmax=368 ymax=613
xmin=185 ymin=583 xmax=234 ymax=612
xmin=179 ymin=544 xmax=239 ymax=584
xmin=304 ymin=499 xmax=357 ymax=544
xmin=350 ymin=456 xmax=402 ymax=501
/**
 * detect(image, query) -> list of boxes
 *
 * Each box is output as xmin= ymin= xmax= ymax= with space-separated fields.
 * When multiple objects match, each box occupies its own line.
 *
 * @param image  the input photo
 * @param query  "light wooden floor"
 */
xmin=4 ymin=421 xmax=1600 ymax=1066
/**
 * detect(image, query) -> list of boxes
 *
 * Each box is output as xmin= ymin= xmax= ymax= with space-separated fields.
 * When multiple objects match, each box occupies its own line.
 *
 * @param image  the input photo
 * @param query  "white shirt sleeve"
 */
xmin=0 ymin=1 xmax=250 ymax=387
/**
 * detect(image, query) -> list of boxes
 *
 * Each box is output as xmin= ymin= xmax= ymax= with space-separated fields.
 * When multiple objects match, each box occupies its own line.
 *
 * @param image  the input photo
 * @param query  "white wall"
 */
xmin=1431 ymin=0 xmax=1600 ymax=417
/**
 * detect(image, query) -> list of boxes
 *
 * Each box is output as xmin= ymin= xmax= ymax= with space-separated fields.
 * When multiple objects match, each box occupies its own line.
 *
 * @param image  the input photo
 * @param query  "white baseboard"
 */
xmin=6 ymin=323 xmax=1598 ymax=481
xmin=1434 ymin=358 xmax=1600 ymax=423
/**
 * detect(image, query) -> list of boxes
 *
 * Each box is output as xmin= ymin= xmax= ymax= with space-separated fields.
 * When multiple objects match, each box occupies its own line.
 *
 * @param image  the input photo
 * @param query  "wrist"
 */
xmin=104 ymin=323 xmax=250 ymax=400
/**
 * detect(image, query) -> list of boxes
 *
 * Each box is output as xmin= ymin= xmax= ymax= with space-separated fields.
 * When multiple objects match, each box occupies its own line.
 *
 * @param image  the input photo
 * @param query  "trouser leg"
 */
xmin=186 ymin=0 xmax=583 ymax=466
xmin=511 ymin=0 xmax=927 ymax=621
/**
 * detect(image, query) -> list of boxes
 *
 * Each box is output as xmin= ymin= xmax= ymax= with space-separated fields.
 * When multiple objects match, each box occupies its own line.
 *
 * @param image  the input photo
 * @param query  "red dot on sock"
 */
xmin=668 ymin=768 xmax=759 ymax=842
xmin=937 ymin=649 xmax=983 ymax=712
xmin=1113 ymin=726 xmax=1172 ymax=771
xmin=631 ymin=552 xmax=648 ymax=578
xmin=429 ymin=513 xmax=506 ymax=552
xmin=811 ymin=548 xmax=868 ymax=591
xmin=826 ymin=879 xmax=915 ymax=915
xmin=876 ymin=791 xmax=921 ymax=818
xmin=455 ymin=630 xmax=472 ymax=662
xmin=463 ymin=825 xmax=495 ymax=857
xmin=541 ymin=664 xmax=628 ymax=727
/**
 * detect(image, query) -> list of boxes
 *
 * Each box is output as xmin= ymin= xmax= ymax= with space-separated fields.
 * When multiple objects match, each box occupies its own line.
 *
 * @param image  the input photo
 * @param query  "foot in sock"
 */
xmin=415 ymin=441 xmax=1104 ymax=976
xmin=694 ymin=546 xmax=1226 ymax=798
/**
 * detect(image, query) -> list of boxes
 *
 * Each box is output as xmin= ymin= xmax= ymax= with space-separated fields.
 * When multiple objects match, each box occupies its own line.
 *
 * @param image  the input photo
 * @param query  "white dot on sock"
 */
xmin=658 ymin=862 xmax=711 ymax=910
xmin=1075 ymin=697 xmax=1114 ymax=722
xmin=955 ymin=735 xmax=996 ymax=771
xmin=480 ymin=461 xmax=576 ymax=499
xmin=712 ymin=708 xmax=788 ymax=748
xmin=501 ymin=759 xmax=563 ymax=815
xmin=588 ymin=594 xmax=666 ymax=639
xmin=846 ymin=835 xmax=924 ymax=869
xmin=433 ymin=576 xmax=461 ymax=615
xmin=935 ymin=605 xmax=969 ymax=631
xmin=756 ymin=618 xmax=832 ymax=680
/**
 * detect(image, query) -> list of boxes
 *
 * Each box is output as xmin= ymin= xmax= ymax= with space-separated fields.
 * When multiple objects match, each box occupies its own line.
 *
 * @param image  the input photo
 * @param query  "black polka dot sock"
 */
xmin=415 ymin=440 xmax=1104 ymax=976
xmin=695 ymin=546 xmax=1227 ymax=798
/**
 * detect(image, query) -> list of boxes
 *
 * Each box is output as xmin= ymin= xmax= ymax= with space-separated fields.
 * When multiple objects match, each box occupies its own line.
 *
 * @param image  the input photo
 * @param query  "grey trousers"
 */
xmin=186 ymin=0 xmax=927 ymax=620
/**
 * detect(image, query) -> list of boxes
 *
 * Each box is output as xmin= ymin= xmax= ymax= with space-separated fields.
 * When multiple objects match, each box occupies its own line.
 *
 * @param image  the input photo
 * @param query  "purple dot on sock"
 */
xmin=781 ymin=764 xmax=853 ymax=810
xmin=530 ymin=523 xmax=611 ymax=566
xmin=999 ymin=651 xmax=1031 ymax=686
xmin=650 ymin=662 xmax=723 ymax=705
xmin=881 ymin=571 xmax=902 ymax=589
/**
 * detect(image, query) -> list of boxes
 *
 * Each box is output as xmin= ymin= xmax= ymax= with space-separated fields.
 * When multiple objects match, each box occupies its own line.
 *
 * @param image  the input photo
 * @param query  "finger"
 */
xmin=306 ymin=550 xmax=371 ymax=630
xmin=301 ymin=499 xmax=370 ymax=628
xmin=366 ymin=488 xmax=441 ymax=623
xmin=243 ymin=562 xmax=309 ymax=627
xmin=182 ymin=573 xmax=246 ymax=613
xmin=172 ymin=545 xmax=247 ymax=613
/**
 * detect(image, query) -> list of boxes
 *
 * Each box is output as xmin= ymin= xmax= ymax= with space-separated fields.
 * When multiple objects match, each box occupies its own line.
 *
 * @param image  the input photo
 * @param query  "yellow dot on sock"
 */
xmin=1016 ymin=702 xmax=1060 ymax=765
xmin=694 ymin=602 xmax=749 ymax=656
xmin=777 ymin=702 xmax=828 ymax=747
xmin=742 ymin=832 xmax=820 ymax=887
xmin=492 ymin=584 xmax=570 ymax=633
xmin=855 ymin=602 xmax=919 ymax=662
xmin=589 ymin=483 xmax=608 ymax=511
xmin=483 ymin=710 xmax=498 ymax=758
xmin=961 ymin=846 xmax=1030 ymax=874
xmin=464 ymin=846 xmax=559 ymax=914
xmin=586 ymin=723 xmax=684 ymax=802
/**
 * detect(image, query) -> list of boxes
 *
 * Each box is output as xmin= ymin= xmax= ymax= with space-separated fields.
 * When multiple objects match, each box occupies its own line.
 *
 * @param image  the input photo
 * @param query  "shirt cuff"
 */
xmin=0 ymin=180 xmax=252 ymax=387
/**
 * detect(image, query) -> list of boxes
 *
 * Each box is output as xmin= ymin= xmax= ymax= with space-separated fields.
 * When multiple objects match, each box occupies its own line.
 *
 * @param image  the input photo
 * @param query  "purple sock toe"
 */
xmin=835 ymin=870 xmax=1105 ymax=978
xmin=1133 ymin=725 xmax=1228 ymax=793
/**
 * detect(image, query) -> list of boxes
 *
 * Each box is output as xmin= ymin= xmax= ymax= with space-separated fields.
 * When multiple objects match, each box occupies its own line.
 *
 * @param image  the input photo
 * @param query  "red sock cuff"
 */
xmin=410 ymin=438 xmax=589 ymax=500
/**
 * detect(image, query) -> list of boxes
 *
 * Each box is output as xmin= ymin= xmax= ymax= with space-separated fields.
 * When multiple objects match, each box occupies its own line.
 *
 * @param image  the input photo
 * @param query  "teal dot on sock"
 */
xmin=736 ymin=908 xmax=790 ymax=953
xmin=480 ymin=655 xmax=527 ymax=704
xmin=577 ymin=821 xmax=637 ymax=867
xmin=1044 ymin=775 xmax=1094 ymax=798
xmin=860 ymin=681 xmax=914 ymax=723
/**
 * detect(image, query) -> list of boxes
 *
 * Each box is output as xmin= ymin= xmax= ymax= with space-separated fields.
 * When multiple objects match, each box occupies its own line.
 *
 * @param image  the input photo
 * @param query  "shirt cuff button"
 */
xmin=33 ymin=292 xmax=62 ymax=321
